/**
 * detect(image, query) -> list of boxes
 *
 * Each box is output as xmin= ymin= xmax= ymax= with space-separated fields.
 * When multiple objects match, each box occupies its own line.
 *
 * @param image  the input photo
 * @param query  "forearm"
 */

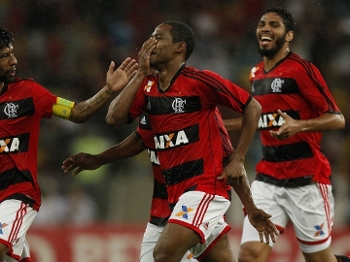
xmin=97 ymin=132 xmax=146 ymax=165
xmin=299 ymin=112 xmax=345 ymax=132
xmin=70 ymin=86 xmax=115 ymax=123
xmin=223 ymin=117 xmax=242 ymax=132
xmin=233 ymin=99 xmax=261 ymax=160
xmin=106 ymin=72 xmax=145 ymax=127
xmin=232 ymin=175 xmax=257 ymax=213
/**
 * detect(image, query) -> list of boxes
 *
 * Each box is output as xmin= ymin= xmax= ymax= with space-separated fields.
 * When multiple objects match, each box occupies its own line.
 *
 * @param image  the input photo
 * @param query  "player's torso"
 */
xmin=251 ymin=59 xmax=320 ymax=146
xmin=0 ymin=81 xmax=40 ymax=172
xmin=250 ymin=59 xmax=331 ymax=182
xmin=142 ymin=72 xmax=228 ymax=203
xmin=0 ymin=80 xmax=56 ymax=209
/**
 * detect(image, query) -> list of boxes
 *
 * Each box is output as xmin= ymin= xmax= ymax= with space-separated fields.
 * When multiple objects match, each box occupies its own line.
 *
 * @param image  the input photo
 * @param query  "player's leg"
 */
xmin=0 ymin=243 xmax=8 ymax=262
xmin=153 ymin=222 xmax=201 ymax=262
xmin=287 ymin=183 xmax=341 ymax=262
xmin=238 ymin=181 xmax=286 ymax=262
xmin=140 ymin=222 xmax=198 ymax=262
xmin=192 ymin=217 xmax=233 ymax=262
xmin=0 ymin=200 xmax=36 ymax=262
xmin=200 ymin=234 xmax=235 ymax=262
xmin=153 ymin=191 xmax=231 ymax=262
xmin=140 ymin=223 xmax=163 ymax=262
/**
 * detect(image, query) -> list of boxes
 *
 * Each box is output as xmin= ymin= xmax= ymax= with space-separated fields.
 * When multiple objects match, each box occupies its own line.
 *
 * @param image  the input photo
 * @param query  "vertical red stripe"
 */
xmin=9 ymin=202 xmax=27 ymax=243
xmin=192 ymin=193 xmax=214 ymax=227
xmin=318 ymin=183 xmax=331 ymax=233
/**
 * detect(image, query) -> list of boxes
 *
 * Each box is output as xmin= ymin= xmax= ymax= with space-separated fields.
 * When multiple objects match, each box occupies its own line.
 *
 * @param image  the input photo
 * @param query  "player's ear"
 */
xmin=175 ymin=42 xmax=186 ymax=54
xmin=286 ymin=30 xmax=294 ymax=42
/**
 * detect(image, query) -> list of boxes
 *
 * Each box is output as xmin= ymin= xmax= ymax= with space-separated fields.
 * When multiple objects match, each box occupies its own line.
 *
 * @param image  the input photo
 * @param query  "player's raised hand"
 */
xmin=106 ymin=57 xmax=138 ymax=93
xmin=137 ymin=37 xmax=157 ymax=75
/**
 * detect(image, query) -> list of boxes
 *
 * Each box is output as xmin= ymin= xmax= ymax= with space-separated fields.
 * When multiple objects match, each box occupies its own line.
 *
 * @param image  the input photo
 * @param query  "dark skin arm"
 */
xmin=223 ymin=117 xmax=242 ymax=131
xmin=231 ymin=174 xmax=278 ymax=244
xmin=270 ymin=110 xmax=345 ymax=140
xmin=62 ymin=132 xmax=146 ymax=176
xmin=219 ymin=97 xmax=261 ymax=186
xmin=224 ymin=110 xmax=345 ymax=138
xmin=69 ymin=57 xmax=138 ymax=123
xmin=218 ymin=98 xmax=278 ymax=244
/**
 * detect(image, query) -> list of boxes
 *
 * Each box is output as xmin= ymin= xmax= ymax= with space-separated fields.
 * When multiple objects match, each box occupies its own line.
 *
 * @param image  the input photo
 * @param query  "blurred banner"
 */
xmin=28 ymin=224 xmax=350 ymax=262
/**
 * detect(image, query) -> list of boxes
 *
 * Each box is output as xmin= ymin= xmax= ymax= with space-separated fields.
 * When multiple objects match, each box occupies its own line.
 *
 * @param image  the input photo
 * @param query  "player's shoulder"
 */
xmin=286 ymin=52 xmax=314 ymax=68
xmin=11 ymin=77 xmax=35 ymax=84
xmin=8 ymin=78 xmax=39 ymax=90
xmin=182 ymin=65 xmax=222 ymax=80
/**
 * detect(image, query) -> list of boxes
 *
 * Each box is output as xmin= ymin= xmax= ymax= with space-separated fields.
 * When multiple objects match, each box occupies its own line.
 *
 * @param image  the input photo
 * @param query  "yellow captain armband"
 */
xmin=52 ymin=97 xmax=75 ymax=120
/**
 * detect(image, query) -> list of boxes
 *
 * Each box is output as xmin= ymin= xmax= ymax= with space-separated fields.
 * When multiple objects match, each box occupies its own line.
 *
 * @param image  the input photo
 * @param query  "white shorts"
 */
xmin=240 ymin=181 xmax=334 ymax=253
xmin=0 ymin=199 xmax=37 ymax=261
xmin=168 ymin=191 xmax=231 ymax=258
xmin=140 ymin=222 xmax=197 ymax=262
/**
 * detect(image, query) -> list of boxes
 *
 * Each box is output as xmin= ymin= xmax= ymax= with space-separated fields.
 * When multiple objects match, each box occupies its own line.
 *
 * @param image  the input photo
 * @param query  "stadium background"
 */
xmin=1 ymin=0 xmax=349 ymax=261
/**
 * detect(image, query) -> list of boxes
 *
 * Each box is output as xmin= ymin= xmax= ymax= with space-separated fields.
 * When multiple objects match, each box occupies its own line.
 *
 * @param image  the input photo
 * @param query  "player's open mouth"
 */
xmin=9 ymin=69 xmax=16 ymax=77
xmin=261 ymin=35 xmax=272 ymax=43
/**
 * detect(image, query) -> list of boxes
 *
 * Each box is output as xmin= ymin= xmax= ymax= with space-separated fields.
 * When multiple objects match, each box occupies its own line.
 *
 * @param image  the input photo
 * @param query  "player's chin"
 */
xmin=6 ymin=75 xmax=16 ymax=83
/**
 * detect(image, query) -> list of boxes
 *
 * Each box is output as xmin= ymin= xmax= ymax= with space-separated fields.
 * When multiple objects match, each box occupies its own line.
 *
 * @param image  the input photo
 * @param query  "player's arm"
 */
xmin=269 ymin=110 xmax=345 ymax=140
xmin=224 ymin=98 xmax=278 ymax=243
xmin=53 ymin=57 xmax=137 ymax=123
xmin=62 ymin=131 xmax=146 ymax=176
xmin=272 ymin=64 xmax=345 ymax=139
xmin=106 ymin=38 xmax=157 ymax=127
xmin=231 ymin=174 xmax=279 ymax=244
xmin=221 ymin=97 xmax=261 ymax=186
xmin=223 ymin=117 xmax=242 ymax=131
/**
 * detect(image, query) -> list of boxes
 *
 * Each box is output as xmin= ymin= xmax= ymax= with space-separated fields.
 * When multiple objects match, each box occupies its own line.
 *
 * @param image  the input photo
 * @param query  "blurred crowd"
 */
xmin=1 ymin=0 xmax=349 ymax=226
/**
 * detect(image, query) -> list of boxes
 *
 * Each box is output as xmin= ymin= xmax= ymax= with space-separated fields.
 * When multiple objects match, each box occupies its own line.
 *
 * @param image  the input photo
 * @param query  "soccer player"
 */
xmin=64 ymin=110 xmax=220 ymax=261
xmin=62 ymin=111 xmax=197 ymax=262
xmin=62 ymin=107 xmax=234 ymax=261
xmin=105 ymin=21 xmax=278 ymax=262
xmin=224 ymin=7 xmax=348 ymax=262
xmin=0 ymin=27 xmax=137 ymax=262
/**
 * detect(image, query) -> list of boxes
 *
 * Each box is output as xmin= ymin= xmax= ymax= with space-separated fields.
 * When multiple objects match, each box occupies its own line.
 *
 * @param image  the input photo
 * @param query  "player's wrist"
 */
xmin=104 ymin=85 xmax=118 ymax=96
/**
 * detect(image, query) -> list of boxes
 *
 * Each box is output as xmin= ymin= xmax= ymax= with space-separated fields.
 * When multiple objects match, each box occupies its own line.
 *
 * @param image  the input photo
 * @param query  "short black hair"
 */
xmin=264 ymin=7 xmax=296 ymax=33
xmin=0 ymin=27 xmax=14 ymax=49
xmin=163 ymin=21 xmax=195 ymax=60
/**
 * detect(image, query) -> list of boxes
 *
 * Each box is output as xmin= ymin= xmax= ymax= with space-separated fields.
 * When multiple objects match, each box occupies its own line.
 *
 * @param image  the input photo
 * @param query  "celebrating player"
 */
xmin=225 ymin=7 xmax=348 ymax=262
xmin=0 ymin=26 xmax=137 ymax=262
xmin=106 ymin=20 xmax=278 ymax=262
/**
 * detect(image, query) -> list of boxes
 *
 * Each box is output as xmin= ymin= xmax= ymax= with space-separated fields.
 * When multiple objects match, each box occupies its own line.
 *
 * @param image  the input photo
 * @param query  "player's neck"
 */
xmin=0 ymin=82 xmax=4 ymax=93
xmin=263 ymin=47 xmax=290 ymax=72
xmin=158 ymin=61 xmax=185 ymax=91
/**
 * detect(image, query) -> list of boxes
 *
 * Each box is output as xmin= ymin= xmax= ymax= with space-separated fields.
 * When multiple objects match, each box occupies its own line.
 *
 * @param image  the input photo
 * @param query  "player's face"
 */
xmin=0 ymin=43 xmax=17 ymax=83
xmin=150 ymin=24 xmax=178 ymax=68
xmin=256 ymin=12 xmax=288 ymax=57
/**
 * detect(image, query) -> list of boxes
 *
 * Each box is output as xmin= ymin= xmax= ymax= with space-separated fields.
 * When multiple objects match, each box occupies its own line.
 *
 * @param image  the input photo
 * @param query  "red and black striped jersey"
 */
xmin=129 ymin=65 xmax=250 ymax=206
xmin=136 ymin=112 xmax=170 ymax=226
xmin=0 ymin=79 xmax=56 ymax=210
xmin=135 ymin=108 xmax=234 ymax=225
xmin=250 ymin=52 xmax=342 ymax=184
